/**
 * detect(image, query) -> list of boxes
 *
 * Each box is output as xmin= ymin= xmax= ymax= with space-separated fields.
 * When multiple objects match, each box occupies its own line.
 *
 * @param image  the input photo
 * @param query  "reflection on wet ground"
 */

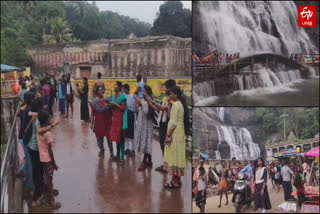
xmin=31 ymin=98 xmax=191 ymax=213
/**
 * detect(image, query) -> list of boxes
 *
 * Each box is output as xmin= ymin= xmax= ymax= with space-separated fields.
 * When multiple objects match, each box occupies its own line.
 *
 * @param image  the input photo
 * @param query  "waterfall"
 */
xmin=236 ymin=68 xmax=302 ymax=91
xmin=193 ymin=80 xmax=216 ymax=97
xmin=216 ymin=107 xmax=225 ymax=122
xmin=215 ymin=125 xmax=222 ymax=160
xmin=194 ymin=108 xmax=261 ymax=160
xmin=198 ymin=1 xmax=317 ymax=57
xmin=237 ymin=75 xmax=244 ymax=90
xmin=218 ymin=126 xmax=260 ymax=160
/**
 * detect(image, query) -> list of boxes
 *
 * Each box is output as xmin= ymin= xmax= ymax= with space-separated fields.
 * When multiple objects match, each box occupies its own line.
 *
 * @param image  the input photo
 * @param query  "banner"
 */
xmin=74 ymin=78 xmax=192 ymax=100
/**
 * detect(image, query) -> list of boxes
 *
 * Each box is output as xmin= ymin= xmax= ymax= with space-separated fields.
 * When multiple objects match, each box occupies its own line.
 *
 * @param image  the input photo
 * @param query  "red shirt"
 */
xmin=91 ymin=100 xmax=112 ymax=138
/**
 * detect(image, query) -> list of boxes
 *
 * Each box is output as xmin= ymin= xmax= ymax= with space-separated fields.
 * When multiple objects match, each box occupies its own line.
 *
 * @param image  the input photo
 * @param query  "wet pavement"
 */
xmin=31 ymin=98 xmax=191 ymax=213
xmin=193 ymin=179 xmax=301 ymax=213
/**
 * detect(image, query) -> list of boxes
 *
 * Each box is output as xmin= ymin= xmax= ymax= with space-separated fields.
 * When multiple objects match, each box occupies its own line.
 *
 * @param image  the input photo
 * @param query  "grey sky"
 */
xmin=94 ymin=1 xmax=192 ymax=24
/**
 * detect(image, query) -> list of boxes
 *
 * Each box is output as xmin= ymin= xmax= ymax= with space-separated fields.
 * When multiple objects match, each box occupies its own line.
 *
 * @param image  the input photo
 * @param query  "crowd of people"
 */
xmin=16 ymin=74 xmax=61 ymax=209
xmin=192 ymin=50 xmax=240 ymax=65
xmin=89 ymin=73 xmax=189 ymax=188
xmin=192 ymin=156 xmax=319 ymax=213
xmin=15 ymin=71 xmax=189 ymax=209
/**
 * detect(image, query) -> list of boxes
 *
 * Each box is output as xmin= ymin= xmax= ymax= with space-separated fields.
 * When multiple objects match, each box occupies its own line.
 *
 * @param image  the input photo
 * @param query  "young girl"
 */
xmin=196 ymin=166 xmax=207 ymax=213
xmin=254 ymin=157 xmax=272 ymax=213
xmin=37 ymin=110 xmax=61 ymax=209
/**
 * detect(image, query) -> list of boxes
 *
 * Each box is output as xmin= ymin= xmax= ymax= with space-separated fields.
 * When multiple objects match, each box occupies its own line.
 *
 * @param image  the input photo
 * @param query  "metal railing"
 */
xmin=0 ymin=101 xmax=24 ymax=213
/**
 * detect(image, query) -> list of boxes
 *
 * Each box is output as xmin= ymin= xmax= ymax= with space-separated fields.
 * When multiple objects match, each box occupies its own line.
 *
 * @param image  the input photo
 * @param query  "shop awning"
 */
xmin=1 ymin=64 xmax=22 ymax=72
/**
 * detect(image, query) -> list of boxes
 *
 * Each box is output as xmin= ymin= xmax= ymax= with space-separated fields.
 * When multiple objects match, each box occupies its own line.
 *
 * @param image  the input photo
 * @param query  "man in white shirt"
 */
xmin=281 ymin=162 xmax=295 ymax=201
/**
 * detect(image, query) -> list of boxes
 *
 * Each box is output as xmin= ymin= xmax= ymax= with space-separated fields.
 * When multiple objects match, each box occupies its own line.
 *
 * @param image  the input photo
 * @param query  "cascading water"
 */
xmin=198 ymin=1 xmax=317 ymax=57
xmin=214 ymin=108 xmax=260 ymax=160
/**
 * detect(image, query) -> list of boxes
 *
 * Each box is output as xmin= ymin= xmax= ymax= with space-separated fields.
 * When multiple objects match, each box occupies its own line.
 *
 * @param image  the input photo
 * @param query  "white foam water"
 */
xmin=198 ymin=1 xmax=317 ymax=57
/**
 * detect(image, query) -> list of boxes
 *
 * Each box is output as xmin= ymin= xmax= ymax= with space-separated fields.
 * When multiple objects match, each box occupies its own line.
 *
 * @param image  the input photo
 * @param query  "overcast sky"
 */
xmin=94 ymin=1 xmax=192 ymax=24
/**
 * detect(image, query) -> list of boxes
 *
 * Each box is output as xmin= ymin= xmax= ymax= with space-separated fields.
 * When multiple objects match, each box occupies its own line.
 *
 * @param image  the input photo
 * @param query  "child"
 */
xmin=37 ymin=110 xmax=61 ymax=209
xmin=196 ymin=166 xmax=207 ymax=213
xmin=294 ymin=170 xmax=305 ymax=207
xmin=123 ymin=84 xmax=136 ymax=157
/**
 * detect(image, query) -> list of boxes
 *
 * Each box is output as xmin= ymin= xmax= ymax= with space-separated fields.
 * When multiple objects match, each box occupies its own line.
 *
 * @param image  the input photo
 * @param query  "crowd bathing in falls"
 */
xmin=193 ymin=156 xmax=319 ymax=213
xmin=192 ymin=49 xmax=320 ymax=67
xmin=193 ymin=50 xmax=240 ymax=65
xmin=13 ymin=72 xmax=189 ymax=209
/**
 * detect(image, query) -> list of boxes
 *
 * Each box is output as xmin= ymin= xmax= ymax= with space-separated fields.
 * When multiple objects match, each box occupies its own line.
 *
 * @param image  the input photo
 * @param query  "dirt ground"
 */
xmin=193 ymin=179 xmax=303 ymax=213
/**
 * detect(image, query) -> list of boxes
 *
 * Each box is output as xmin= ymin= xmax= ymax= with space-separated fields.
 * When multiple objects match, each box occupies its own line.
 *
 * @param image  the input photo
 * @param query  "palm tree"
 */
xmin=43 ymin=17 xmax=74 ymax=44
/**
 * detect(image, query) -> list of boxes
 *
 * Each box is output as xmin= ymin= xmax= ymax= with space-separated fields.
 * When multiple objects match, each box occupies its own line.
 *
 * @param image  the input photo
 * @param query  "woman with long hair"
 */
xmin=135 ymin=85 xmax=155 ymax=171
xmin=254 ymin=157 xmax=272 ymax=213
xmin=163 ymin=86 xmax=188 ymax=188
xmin=110 ymin=81 xmax=128 ymax=165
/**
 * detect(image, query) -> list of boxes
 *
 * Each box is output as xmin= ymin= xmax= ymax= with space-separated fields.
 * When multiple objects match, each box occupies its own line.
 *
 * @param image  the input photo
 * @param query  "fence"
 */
xmin=0 ymin=101 xmax=25 ymax=213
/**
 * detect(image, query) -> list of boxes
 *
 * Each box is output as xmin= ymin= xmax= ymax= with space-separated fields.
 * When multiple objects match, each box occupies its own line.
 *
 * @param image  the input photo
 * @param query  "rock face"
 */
xmin=1 ymin=96 xmax=19 ymax=145
xmin=26 ymin=36 xmax=191 ymax=78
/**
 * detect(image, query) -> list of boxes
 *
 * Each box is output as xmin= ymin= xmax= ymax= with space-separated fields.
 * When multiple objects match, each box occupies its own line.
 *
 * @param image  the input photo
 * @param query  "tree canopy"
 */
xmin=0 ymin=1 xmax=154 ymax=67
xmin=151 ymin=1 xmax=191 ymax=38
xmin=250 ymin=107 xmax=319 ymax=143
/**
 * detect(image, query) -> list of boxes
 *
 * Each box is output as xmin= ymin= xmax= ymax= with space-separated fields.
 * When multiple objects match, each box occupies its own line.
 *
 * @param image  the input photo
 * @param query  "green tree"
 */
xmin=43 ymin=17 xmax=74 ymax=44
xmin=151 ymin=1 xmax=191 ymax=38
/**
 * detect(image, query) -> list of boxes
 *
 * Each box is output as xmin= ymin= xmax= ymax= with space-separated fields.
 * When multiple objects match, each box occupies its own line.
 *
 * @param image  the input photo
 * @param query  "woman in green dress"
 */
xmin=163 ymin=86 xmax=188 ymax=188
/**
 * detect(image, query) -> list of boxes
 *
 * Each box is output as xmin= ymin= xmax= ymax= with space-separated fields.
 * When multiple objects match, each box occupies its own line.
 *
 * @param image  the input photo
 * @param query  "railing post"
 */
xmin=251 ymin=57 xmax=254 ymax=74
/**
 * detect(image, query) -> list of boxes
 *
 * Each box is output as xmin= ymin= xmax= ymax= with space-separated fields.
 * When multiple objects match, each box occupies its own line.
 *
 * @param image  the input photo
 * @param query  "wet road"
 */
xmin=31 ymin=98 xmax=191 ymax=213
xmin=193 ymin=179 xmax=301 ymax=213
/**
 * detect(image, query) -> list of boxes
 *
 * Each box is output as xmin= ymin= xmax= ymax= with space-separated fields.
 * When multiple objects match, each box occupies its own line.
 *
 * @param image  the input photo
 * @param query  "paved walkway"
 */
xmin=31 ymin=98 xmax=191 ymax=213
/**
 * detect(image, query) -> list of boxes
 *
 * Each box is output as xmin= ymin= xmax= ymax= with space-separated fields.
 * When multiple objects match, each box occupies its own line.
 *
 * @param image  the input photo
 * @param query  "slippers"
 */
xmin=164 ymin=181 xmax=179 ymax=189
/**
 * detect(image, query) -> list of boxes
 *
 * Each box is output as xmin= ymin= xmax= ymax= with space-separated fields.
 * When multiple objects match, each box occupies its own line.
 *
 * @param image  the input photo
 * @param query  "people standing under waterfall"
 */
xmin=254 ymin=157 xmax=272 ymax=213
xmin=58 ymin=76 xmax=66 ymax=115
xmin=135 ymin=85 xmax=155 ymax=171
xmin=219 ymin=52 xmax=223 ymax=65
xmin=76 ymin=77 xmax=90 ymax=122
xmin=281 ymin=161 xmax=295 ymax=201
xmin=218 ymin=161 xmax=229 ymax=208
xmin=93 ymin=72 xmax=105 ymax=98
xmin=123 ymin=84 xmax=136 ymax=157
xmin=91 ymin=87 xmax=114 ymax=158
xmin=145 ymin=79 xmax=176 ymax=173
xmin=110 ymin=81 xmax=128 ymax=165
xmin=163 ymin=86 xmax=187 ymax=188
